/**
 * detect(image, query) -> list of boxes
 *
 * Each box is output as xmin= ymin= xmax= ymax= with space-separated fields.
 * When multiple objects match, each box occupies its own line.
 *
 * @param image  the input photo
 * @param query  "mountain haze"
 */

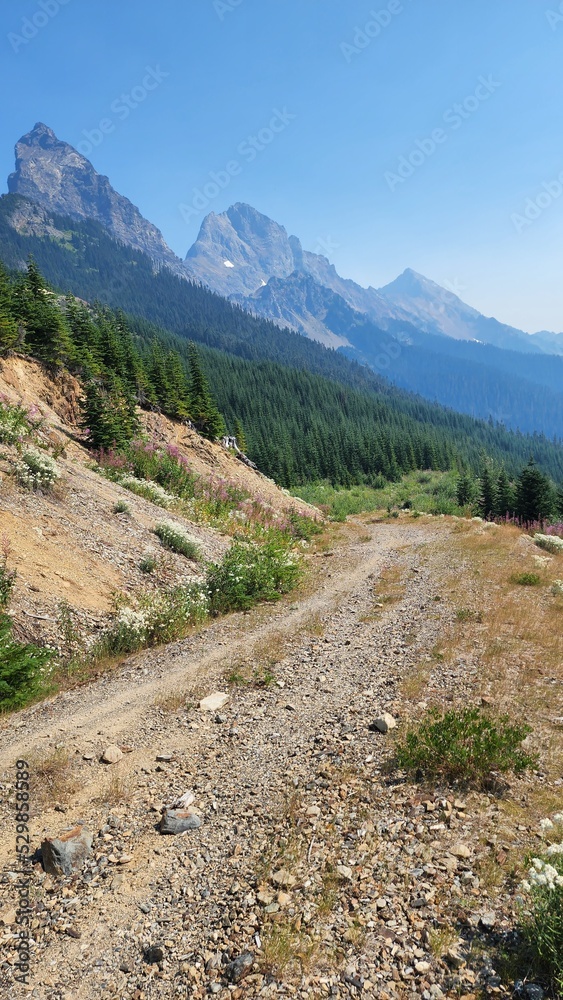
xmin=2 ymin=124 xmax=562 ymax=442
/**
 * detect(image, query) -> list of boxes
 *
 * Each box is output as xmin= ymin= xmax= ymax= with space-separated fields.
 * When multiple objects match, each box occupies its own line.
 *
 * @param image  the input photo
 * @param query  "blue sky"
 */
xmin=1 ymin=0 xmax=562 ymax=332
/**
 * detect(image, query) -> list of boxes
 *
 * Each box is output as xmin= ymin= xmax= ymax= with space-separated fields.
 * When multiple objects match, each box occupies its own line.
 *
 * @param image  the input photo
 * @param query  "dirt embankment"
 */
xmin=0 ymin=356 xmax=315 ymax=649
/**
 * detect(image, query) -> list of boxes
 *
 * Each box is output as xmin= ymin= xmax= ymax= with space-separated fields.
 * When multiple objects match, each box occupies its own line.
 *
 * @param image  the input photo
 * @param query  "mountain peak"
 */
xmin=7 ymin=123 xmax=186 ymax=276
xmin=186 ymin=203 xmax=302 ymax=297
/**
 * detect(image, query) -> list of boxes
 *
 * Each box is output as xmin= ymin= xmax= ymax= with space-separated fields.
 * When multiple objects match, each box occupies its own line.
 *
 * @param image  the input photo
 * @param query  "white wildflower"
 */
xmin=534 ymin=533 xmax=563 ymax=555
xmin=15 ymin=449 xmax=60 ymax=491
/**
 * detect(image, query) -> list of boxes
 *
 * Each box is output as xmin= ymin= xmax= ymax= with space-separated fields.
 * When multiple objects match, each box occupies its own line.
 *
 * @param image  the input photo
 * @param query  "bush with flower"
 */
xmin=153 ymin=521 xmax=200 ymax=560
xmin=207 ymin=535 xmax=302 ymax=614
xmin=520 ymin=814 xmax=563 ymax=990
xmin=15 ymin=448 xmax=60 ymax=492
xmin=99 ymin=581 xmax=210 ymax=656
xmin=0 ymin=396 xmax=43 ymax=447
xmin=534 ymin=533 xmax=563 ymax=555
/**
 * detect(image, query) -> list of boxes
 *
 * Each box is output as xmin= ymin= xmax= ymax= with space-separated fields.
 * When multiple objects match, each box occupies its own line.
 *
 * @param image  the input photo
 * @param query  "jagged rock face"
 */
xmin=8 ymin=123 xmax=187 ymax=277
xmin=238 ymin=271 xmax=356 ymax=349
xmin=185 ymin=202 xmax=403 ymax=332
xmin=185 ymin=203 xmax=302 ymax=297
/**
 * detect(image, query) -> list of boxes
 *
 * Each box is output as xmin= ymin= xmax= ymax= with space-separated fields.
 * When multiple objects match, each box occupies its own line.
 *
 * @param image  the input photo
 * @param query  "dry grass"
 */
xmin=153 ymin=689 xmax=188 ymax=712
xmin=96 ymin=768 xmax=132 ymax=806
xmin=400 ymin=664 xmax=431 ymax=702
xmin=28 ymin=748 xmax=78 ymax=811
xmin=260 ymin=920 xmax=320 ymax=980
xmin=429 ymin=520 xmax=563 ymax=816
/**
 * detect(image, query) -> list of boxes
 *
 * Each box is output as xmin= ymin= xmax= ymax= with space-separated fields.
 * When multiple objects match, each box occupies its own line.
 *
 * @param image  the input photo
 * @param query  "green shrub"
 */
xmin=139 ymin=554 xmax=157 ymax=574
xmin=511 ymin=572 xmax=542 ymax=586
xmin=113 ymin=500 xmax=130 ymax=515
xmin=0 ymin=398 xmax=40 ymax=446
xmin=520 ymin=817 xmax=563 ymax=992
xmin=0 ymin=553 xmax=16 ymax=609
xmin=119 ymin=475 xmax=176 ymax=508
xmin=15 ymin=449 xmax=60 ymax=492
xmin=0 ymin=615 xmax=51 ymax=712
xmin=153 ymin=521 xmax=200 ymax=560
xmin=207 ymin=538 xmax=301 ymax=614
xmin=95 ymin=583 xmax=210 ymax=657
xmin=395 ymin=707 xmax=537 ymax=788
xmin=455 ymin=607 xmax=483 ymax=622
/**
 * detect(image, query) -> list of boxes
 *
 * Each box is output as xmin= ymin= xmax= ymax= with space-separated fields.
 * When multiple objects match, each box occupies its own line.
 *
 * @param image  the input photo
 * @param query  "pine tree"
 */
xmin=456 ymin=473 xmax=477 ymax=508
xmin=0 ymin=263 xmax=18 ymax=353
xmin=515 ymin=458 xmax=555 ymax=524
xmin=233 ymin=418 xmax=247 ymax=454
xmin=495 ymin=467 xmax=514 ymax=518
xmin=15 ymin=257 xmax=74 ymax=368
xmin=187 ymin=342 xmax=225 ymax=440
xmin=478 ymin=464 xmax=498 ymax=519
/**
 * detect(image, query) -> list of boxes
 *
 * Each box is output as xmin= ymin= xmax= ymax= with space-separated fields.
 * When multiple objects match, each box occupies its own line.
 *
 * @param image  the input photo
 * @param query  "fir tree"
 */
xmin=233 ymin=418 xmax=247 ymax=454
xmin=0 ymin=614 xmax=51 ymax=712
xmin=495 ymin=467 xmax=514 ymax=518
xmin=456 ymin=473 xmax=477 ymax=508
xmin=515 ymin=458 xmax=555 ymax=523
xmin=187 ymin=342 xmax=225 ymax=440
xmin=15 ymin=257 xmax=74 ymax=368
xmin=478 ymin=464 xmax=498 ymax=519
xmin=81 ymin=374 xmax=138 ymax=451
xmin=0 ymin=263 xmax=18 ymax=353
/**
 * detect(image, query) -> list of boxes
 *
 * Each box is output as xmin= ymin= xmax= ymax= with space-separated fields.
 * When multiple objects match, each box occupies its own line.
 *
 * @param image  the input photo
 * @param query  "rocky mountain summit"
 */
xmin=8 ymin=123 xmax=188 ymax=277
xmin=186 ymin=203 xmax=402 ymax=329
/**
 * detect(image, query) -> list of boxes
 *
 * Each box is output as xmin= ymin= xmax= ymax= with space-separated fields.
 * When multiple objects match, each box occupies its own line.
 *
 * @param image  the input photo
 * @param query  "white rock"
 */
xmin=373 ymin=713 xmax=397 ymax=734
xmin=451 ymin=843 xmax=471 ymax=859
xmin=101 ymin=744 xmax=123 ymax=764
xmin=199 ymin=692 xmax=230 ymax=712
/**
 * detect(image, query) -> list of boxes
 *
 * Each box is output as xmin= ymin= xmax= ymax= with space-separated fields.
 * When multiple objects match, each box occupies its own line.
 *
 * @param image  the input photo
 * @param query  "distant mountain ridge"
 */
xmin=185 ymin=203 xmax=552 ymax=357
xmin=2 ymin=123 xmax=562 ymax=441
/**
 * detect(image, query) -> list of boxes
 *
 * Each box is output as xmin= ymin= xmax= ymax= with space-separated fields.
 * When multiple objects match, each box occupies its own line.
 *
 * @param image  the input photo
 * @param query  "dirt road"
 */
xmin=2 ymin=518 xmax=487 ymax=1000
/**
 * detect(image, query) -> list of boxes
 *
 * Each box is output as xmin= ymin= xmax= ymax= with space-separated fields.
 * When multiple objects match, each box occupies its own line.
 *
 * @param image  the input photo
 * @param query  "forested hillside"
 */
xmin=1 ymin=223 xmax=563 ymax=485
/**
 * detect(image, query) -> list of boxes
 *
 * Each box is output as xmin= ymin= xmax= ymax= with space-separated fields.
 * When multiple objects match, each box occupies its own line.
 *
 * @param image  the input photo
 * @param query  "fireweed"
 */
xmin=95 ymin=438 xmax=321 ymax=541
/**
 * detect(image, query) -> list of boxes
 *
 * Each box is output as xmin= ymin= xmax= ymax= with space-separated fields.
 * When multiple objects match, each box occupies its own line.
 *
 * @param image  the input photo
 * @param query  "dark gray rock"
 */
xmin=143 ymin=945 xmax=164 ymax=965
xmin=41 ymin=825 xmax=93 ymax=876
xmin=224 ymin=951 xmax=254 ymax=983
xmin=159 ymin=808 xmax=202 ymax=834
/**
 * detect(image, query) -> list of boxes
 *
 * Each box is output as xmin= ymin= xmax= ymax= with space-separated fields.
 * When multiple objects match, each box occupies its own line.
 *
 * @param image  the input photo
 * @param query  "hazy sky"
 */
xmin=1 ymin=0 xmax=562 ymax=332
